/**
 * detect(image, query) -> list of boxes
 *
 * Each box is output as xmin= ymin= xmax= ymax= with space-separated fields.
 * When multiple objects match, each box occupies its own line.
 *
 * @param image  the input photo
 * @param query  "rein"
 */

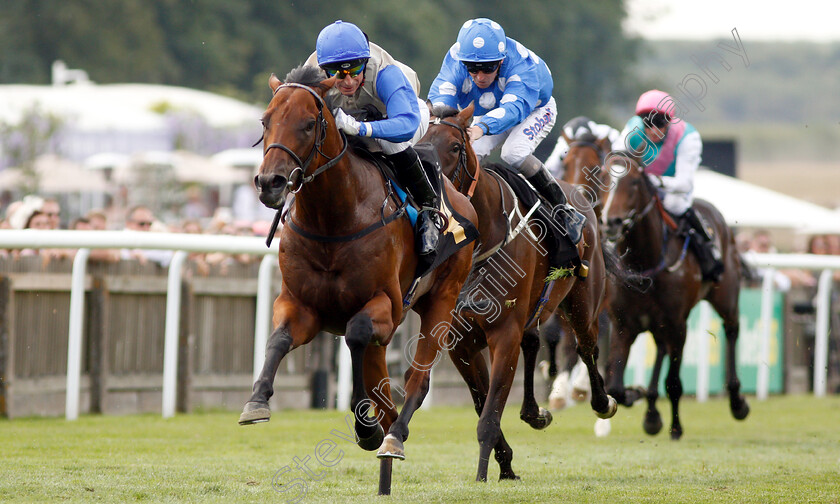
xmin=430 ymin=117 xmax=479 ymax=199
xmin=608 ymin=168 xmax=689 ymax=278
xmin=260 ymin=82 xmax=408 ymax=246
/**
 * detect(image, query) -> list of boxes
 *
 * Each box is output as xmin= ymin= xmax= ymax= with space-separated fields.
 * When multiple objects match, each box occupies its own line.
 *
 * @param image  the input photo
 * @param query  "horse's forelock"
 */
xmin=430 ymin=104 xmax=459 ymax=120
xmin=283 ymin=64 xmax=326 ymax=88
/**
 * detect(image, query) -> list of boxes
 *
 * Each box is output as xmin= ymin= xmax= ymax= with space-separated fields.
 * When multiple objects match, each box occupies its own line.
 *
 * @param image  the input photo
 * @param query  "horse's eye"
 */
xmin=304 ymin=120 xmax=316 ymax=132
xmin=450 ymin=143 xmax=461 ymax=154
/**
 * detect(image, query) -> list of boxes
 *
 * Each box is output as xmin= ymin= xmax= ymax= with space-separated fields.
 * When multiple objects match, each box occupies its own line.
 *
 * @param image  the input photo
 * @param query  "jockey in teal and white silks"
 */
xmin=613 ymin=89 xmax=723 ymax=281
xmin=428 ymin=17 xmax=585 ymax=244
xmin=305 ymin=20 xmax=439 ymax=258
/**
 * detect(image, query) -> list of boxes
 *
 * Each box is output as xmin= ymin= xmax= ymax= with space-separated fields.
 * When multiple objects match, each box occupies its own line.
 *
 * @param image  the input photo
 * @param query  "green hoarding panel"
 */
xmin=622 ymin=287 xmax=784 ymax=395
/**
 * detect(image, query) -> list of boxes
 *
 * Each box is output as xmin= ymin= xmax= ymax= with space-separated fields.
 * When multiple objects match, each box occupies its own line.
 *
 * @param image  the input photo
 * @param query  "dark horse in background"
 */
xmin=423 ymin=104 xmax=617 ymax=481
xmin=600 ymin=152 xmax=750 ymax=439
xmin=239 ymin=66 xmax=478 ymax=493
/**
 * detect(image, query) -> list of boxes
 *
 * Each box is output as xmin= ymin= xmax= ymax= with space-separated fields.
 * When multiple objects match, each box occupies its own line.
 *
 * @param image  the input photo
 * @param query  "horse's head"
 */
xmin=255 ymin=66 xmax=339 ymax=209
xmin=601 ymin=152 xmax=654 ymax=241
xmin=424 ymin=103 xmax=476 ymax=190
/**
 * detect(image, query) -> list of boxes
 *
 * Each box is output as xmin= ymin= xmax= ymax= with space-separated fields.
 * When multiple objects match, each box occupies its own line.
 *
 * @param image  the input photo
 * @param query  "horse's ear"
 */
xmin=595 ymin=136 xmax=611 ymax=153
xmin=269 ymin=74 xmax=282 ymax=93
xmin=317 ymin=76 xmax=338 ymax=97
xmin=456 ymin=102 xmax=475 ymax=128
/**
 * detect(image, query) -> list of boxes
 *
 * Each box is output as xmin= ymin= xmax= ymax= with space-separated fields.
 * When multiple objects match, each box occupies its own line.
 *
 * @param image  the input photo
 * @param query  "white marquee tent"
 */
xmin=693 ymin=169 xmax=840 ymax=234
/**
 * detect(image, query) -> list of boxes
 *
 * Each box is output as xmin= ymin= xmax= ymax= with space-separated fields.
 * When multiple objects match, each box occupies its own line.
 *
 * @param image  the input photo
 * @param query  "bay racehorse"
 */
xmin=544 ymin=130 xmax=615 ymax=409
xmin=423 ymin=104 xmax=617 ymax=481
xmin=239 ymin=67 xmax=478 ymax=491
xmin=600 ymin=152 xmax=750 ymax=439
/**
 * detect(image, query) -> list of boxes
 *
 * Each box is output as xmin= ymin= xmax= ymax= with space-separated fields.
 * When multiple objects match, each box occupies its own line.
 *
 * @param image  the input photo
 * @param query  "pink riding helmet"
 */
xmin=635 ymin=89 xmax=674 ymax=118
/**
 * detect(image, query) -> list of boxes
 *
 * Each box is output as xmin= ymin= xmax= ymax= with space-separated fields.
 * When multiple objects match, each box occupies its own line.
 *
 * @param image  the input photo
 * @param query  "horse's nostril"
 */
xmin=270 ymin=175 xmax=287 ymax=189
xmin=256 ymin=174 xmax=287 ymax=192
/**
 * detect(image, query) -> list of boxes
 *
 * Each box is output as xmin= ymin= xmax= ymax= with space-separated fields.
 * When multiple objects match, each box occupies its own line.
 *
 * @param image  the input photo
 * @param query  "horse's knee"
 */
xmin=345 ymin=314 xmax=373 ymax=351
xmin=476 ymin=417 xmax=501 ymax=446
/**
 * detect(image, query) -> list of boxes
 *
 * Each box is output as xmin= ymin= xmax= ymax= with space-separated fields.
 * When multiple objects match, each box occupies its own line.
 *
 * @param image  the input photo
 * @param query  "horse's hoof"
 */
xmin=357 ymin=423 xmax=385 ymax=451
xmin=238 ymin=401 xmax=271 ymax=425
xmin=595 ymin=396 xmax=618 ymax=419
xmin=522 ymin=408 xmax=553 ymax=430
xmin=643 ymin=413 xmax=663 ymax=435
xmin=376 ymin=433 xmax=405 ymax=460
xmin=732 ymin=398 xmax=750 ymax=420
xmin=499 ymin=472 xmax=520 ymax=481
xmin=669 ymin=426 xmax=683 ymax=440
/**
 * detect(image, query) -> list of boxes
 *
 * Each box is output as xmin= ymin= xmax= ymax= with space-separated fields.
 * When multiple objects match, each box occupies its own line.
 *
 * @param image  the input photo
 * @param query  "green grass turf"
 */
xmin=1 ymin=395 xmax=838 ymax=503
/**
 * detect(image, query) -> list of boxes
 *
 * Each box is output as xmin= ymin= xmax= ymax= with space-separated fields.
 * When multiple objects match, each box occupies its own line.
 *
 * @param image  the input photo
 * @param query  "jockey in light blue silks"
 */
xmin=613 ymin=89 xmax=724 ymax=281
xmin=428 ymin=18 xmax=585 ymax=244
xmin=305 ymin=20 xmax=439 ymax=258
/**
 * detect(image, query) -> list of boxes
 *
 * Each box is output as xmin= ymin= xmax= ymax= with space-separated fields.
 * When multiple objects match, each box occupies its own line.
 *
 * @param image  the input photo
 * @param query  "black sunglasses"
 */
xmin=463 ymin=60 xmax=501 ymax=74
xmin=644 ymin=113 xmax=669 ymax=129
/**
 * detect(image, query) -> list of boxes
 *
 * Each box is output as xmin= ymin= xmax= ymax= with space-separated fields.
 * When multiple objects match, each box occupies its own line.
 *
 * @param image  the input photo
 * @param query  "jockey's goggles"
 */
xmin=643 ymin=112 xmax=669 ymax=129
xmin=322 ymin=60 xmax=367 ymax=79
xmin=463 ymin=60 xmax=501 ymax=74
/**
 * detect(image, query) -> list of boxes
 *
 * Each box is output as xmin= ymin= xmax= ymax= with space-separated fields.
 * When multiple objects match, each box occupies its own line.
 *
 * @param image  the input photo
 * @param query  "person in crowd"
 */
xmin=41 ymin=198 xmax=62 ymax=229
xmin=428 ymin=17 xmax=585 ymax=243
xmin=121 ymin=205 xmax=173 ymax=267
xmin=304 ymin=20 xmax=440 ymax=259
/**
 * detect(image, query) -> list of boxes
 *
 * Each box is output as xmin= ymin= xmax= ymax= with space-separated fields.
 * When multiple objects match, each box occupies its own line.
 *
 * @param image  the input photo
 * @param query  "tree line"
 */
xmin=0 ymin=0 xmax=638 ymax=125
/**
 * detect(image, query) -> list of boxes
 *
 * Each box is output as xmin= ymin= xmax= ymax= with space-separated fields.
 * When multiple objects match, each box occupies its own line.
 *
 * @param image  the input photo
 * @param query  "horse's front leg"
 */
xmin=377 ymin=298 xmax=453 ymax=461
xmin=239 ymin=295 xmax=319 ymax=424
xmin=643 ymin=343 xmax=666 ymax=435
xmin=345 ymin=292 xmax=395 ymax=451
xmin=520 ymin=327 xmax=553 ymax=430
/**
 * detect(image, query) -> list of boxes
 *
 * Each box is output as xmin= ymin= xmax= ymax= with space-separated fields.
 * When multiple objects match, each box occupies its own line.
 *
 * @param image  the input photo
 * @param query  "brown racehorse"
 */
xmin=239 ymin=66 xmax=478 ymax=491
xmin=601 ymin=152 xmax=750 ymax=439
xmin=423 ymin=104 xmax=617 ymax=481
xmin=545 ymin=132 xmax=614 ymax=408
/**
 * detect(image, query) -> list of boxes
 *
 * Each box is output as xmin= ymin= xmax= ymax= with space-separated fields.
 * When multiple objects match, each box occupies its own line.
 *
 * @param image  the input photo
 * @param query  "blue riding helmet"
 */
xmin=455 ymin=18 xmax=506 ymax=62
xmin=316 ymin=20 xmax=371 ymax=66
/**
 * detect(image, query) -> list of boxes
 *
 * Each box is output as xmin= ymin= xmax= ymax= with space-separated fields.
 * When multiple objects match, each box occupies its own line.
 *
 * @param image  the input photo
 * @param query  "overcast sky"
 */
xmin=625 ymin=0 xmax=840 ymax=42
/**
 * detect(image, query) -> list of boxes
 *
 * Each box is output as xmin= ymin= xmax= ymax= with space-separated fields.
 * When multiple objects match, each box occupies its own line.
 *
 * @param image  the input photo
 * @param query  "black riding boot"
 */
xmin=388 ymin=147 xmax=440 ymax=258
xmin=526 ymin=164 xmax=586 ymax=244
xmin=683 ymin=207 xmax=724 ymax=282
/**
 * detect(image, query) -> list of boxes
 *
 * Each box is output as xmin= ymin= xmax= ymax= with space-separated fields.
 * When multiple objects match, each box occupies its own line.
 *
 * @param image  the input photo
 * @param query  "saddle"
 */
xmin=346 ymin=136 xmax=478 ymax=279
xmin=484 ymin=163 xmax=581 ymax=271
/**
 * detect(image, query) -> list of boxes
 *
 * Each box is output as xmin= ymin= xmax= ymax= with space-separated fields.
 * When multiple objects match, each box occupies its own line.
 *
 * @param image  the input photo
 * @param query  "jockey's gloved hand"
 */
xmin=333 ymin=108 xmax=372 ymax=137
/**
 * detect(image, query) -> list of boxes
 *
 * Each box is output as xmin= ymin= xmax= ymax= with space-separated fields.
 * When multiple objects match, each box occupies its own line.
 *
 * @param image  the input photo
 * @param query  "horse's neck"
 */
xmin=624 ymin=195 xmax=665 ymax=270
xmin=294 ymin=155 xmax=381 ymax=231
xmin=464 ymin=162 xmax=507 ymax=244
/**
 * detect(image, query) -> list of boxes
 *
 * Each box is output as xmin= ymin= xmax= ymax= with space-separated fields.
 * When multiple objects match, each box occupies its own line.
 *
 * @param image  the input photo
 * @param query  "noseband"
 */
xmin=261 ymin=82 xmax=348 ymax=193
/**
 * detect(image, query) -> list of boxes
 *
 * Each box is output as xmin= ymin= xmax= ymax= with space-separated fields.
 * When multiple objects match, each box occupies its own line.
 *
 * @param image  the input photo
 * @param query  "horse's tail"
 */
xmin=737 ymin=251 xmax=758 ymax=283
xmin=600 ymin=239 xmax=652 ymax=293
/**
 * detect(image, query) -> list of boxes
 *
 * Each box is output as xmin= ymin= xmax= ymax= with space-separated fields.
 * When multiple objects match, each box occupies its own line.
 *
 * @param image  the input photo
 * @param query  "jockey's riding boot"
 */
xmin=389 ymin=147 xmax=441 ymax=258
xmin=683 ymin=207 xmax=724 ymax=282
xmin=525 ymin=161 xmax=586 ymax=245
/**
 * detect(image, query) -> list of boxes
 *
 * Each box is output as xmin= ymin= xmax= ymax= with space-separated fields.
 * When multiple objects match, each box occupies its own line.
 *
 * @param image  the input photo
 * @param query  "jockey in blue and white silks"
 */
xmin=428 ymin=18 xmax=584 ymax=244
xmin=305 ymin=20 xmax=439 ymax=258
xmin=613 ymin=89 xmax=723 ymax=281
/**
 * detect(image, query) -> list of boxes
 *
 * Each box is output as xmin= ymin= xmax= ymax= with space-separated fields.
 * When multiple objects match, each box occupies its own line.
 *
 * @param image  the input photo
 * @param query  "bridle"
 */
xmin=259 ymin=83 xmax=348 ymax=194
xmin=428 ymin=116 xmax=479 ymax=198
